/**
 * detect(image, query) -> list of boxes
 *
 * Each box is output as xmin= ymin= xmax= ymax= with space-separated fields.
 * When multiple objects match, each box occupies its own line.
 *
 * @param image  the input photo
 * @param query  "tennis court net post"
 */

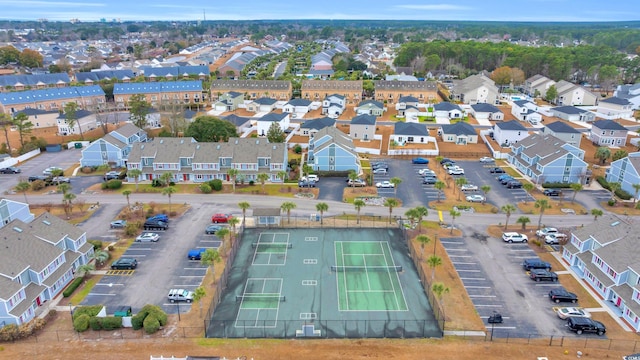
xmin=330 ymin=265 xmax=402 ymax=272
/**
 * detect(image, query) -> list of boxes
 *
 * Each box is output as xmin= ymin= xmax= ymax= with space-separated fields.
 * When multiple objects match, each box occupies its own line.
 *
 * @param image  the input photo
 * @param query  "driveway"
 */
xmin=316 ymin=177 xmax=347 ymax=202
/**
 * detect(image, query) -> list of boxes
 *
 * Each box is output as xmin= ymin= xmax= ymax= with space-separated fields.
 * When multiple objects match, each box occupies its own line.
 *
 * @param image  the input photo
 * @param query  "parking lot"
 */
xmin=443 ymin=224 xmax=601 ymax=338
xmin=81 ymin=205 xmax=225 ymax=315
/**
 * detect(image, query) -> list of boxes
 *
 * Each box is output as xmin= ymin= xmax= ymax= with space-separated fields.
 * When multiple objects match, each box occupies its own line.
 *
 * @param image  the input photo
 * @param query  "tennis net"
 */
xmin=330 ymin=265 xmax=402 ymax=273
xmin=251 ymin=242 xmax=292 ymax=249
xmin=236 ymin=295 xmax=286 ymax=302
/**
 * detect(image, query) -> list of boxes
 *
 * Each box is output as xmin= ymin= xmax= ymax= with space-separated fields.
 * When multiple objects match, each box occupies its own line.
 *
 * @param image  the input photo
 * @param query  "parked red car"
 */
xmin=211 ymin=213 xmax=233 ymax=223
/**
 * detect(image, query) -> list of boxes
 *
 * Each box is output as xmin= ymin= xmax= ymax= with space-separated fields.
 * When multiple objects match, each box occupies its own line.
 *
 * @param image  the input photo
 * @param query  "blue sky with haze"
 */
xmin=0 ymin=0 xmax=638 ymax=22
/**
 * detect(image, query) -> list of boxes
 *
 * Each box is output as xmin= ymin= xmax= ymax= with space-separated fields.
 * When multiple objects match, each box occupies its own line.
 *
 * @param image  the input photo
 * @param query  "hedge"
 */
xmin=73 ymin=314 xmax=90 ymax=332
xmin=63 ymin=277 xmax=84 ymax=298
xmin=131 ymin=312 xmax=146 ymax=330
xmin=541 ymin=182 xmax=572 ymax=189
xmin=72 ymin=305 xmax=103 ymax=320
xmin=89 ymin=316 xmax=102 ymax=330
xmin=616 ymin=188 xmax=633 ymax=200
xmin=143 ymin=313 xmax=160 ymax=334
xmin=101 ymin=179 xmax=122 ymax=190
xmin=89 ymin=316 xmax=122 ymax=331
xmin=596 ymin=176 xmax=632 ymax=200
xmin=208 ymin=179 xmax=223 ymax=191
xmin=199 ymin=183 xmax=212 ymax=194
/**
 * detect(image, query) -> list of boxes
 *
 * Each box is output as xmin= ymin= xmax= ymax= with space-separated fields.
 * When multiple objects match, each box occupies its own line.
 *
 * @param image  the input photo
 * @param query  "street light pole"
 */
xmin=176 ymin=302 xmax=181 ymax=321
xmin=69 ymin=303 xmax=73 ymax=320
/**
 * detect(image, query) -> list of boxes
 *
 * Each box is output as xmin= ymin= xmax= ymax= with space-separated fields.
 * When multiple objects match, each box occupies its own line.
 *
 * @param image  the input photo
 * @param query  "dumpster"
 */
xmin=113 ymin=306 xmax=132 ymax=317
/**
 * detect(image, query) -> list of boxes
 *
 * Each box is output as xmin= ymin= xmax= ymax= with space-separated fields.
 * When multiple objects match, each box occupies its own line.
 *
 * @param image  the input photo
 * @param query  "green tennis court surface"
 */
xmin=334 ymin=241 xmax=408 ymax=311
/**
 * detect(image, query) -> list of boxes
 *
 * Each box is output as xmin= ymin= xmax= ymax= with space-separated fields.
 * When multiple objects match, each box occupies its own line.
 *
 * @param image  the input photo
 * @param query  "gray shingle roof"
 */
xmin=545 ymin=121 xmax=580 ymax=134
xmin=398 ymin=95 xmax=419 ymax=103
xmin=495 ymin=120 xmax=527 ymax=131
xmin=601 ymin=97 xmax=632 ymax=106
xmin=374 ymin=80 xmax=436 ymax=90
xmin=302 ymin=80 xmax=362 ymax=91
xmin=223 ymin=114 xmax=251 ymax=127
xmin=301 ymin=117 xmax=335 ymax=130
xmin=394 ymin=122 xmax=429 ymax=136
xmin=471 ymin=103 xmax=501 ymax=113
xmin=592 ymin=119 xmax=627 ymax=131
xmin=312 ymin=127 xmax=357 ymax=156
xmin=441 ymin=122 xmax=476 ymax=136
xmin=253 ymin=97 xmax=277 ymax=105
xmin=357 ymin=100 xmax=384 ymax=108
xmin=434 ymin=102 xmax=462 ymax=112
xmin=287 ymin=98 xmax=311 ymax=107
xmin=552 ymin=106 xmax=588 ymax=115
xmin=112 ymin=123 xmax=144 ymax=139
xmin=351 ymin=114 xmax=376 ymax=125
xmin=259 ymin=112 xmax=288 ymax=122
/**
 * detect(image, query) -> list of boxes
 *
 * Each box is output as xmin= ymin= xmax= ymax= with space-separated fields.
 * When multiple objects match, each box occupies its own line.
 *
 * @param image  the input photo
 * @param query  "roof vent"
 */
xmin=43 ymin=220 xmax=51 ymax=226
xmin=611 ymin=221 xmax=620 ymax=227
xmin=12 ymin=227 xmax=23 ymax=233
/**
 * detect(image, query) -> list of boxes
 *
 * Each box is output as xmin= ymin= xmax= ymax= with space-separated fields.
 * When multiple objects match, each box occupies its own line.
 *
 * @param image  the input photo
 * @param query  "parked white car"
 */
xmin=479 ymin=157 xmax=495 ymax=163
xmin=448 ymin=167 xmax=465 ymax=175
xmin=372 ymin=168 xmax=388 ymax=174
xmin=536 ymin=227 xmax=558 ymax=237
xmin=136 ymin=232 xmax=160 ymax=242
xmin=418 ymin=168 xmax=435 ymax=176
xmin=376 ymin=181 xmax=395 ymax=188
xmin=545 ymin=233 xmax=568 ymax=245
xmin=465 ymin=194 xmax=485 ymax=203
xmin=502 ymin=232 xmax=528 ymax=243
xmin=460 ymin=184 xmax=478 ymax=191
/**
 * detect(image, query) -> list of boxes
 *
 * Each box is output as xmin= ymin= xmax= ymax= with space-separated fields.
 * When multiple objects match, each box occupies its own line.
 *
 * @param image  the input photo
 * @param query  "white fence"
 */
xmin=479 ymin=129 xmax=509 ymax=160
xmin=0 ymin=148 xmax=41 ymax=168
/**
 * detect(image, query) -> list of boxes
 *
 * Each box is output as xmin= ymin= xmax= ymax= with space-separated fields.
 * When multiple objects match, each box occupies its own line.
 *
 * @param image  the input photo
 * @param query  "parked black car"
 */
xmin=506 ymin=180 xmax=523 ymax=189
xmin=567 ymin=317 xmax=606 ymax=335
xmin=522 ymin=258 xmax=552 ymax=271
xmin=529 ymin=269 xmax=558 ymax=282
xmin=143 ymin=219 xmax=168 ymax=230
xmin=28 ymin=175 xmax=53 ymax=185
xmin=111 ymin=258 xmax=138 ymax=270
xmin=549 ymin=288 xmax=578 ymax=303
xmin=489 ymin=167 xmax=505 ymax=174
xmin=0 ymin=166 xmax=21 ymax=174
xmin=544 ymin=189 xmax=563 ymax=196
xmin=298 ymin=180 xmax=316 ymax=188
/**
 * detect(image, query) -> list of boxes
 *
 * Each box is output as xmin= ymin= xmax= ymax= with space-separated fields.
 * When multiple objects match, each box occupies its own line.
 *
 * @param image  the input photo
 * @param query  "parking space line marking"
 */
xmin=469 ymin=295 xmax=497 ymax=298
xmin=456 ymin=269 xmax=481 ymax=272
xmin=448 ymin=255 xmax=472 ymax=257
xmin=452 ymin=262 xmax=477 ymax=265
xmin=179 ymin=275 xmax=203 ymax=278
xmin=509 ymin=249 xmax=534 ymax=252
xmin=460 ymin=277 xmax=486 ymax=280
xmin=87 ymin=293 xmax=116 ymax=296
xmin=441 ymin=241 xmax=463 ymax=244
xmin=464 ymin=286 xmax=491 ymax=289
xmin=94 ymin=283 xmax=124 ymax=286
xmin=486 ymin=326 xmax=517 ymax=329
xmin=535 ymin=284 xmax=560 ymax=286
xmin=162 ymin=303 xmax=192 ymax=306
xmin=446 ymin=248 xmax=468 ymax=252
xmin=173 ymin=285 xmax=199 ymax=287
xmin=474 ymin=304 xmax=502 ymax=307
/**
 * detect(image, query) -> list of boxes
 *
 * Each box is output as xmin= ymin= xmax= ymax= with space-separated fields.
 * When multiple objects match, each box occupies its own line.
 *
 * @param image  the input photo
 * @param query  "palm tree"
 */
xmin=280 ymin=201 xmax=297 ymax=224
xmin=315 ymin=202 xmax=328 ymax=225
xmin=257 ymin=173 xmax=270 ymax=194
xmin=238 ymin=201 xmax=250 ymax=224
xmin=570 ymin=183 xmax=583 ymax=203
xmin=426 ymin=255 xmax=442 ymax=282
xmin=516 ymin=216 xmax=531 ymax=231
xmin=162 ymin=186 xmax=177 ymax=214
xmin=501 ymin=204 xmax=516 ymax=230
xmin=227 ymin=168 xmax=239 ymax=193
xmin=127 ymin=169 xmax=142 ymax=191
xmin=277 ymin=170 xmax=287 ymax=182
xmin=51 ymin=169 xmax=64 ymax=185
xmin=201 ymin=249 xmax=222 ymax=283
xmin=57 ymin=182 xmax=71 ymax=195
xmin=609 ymin=182 xmax=621 ymax=201
xmin=595 ymin=146 xmax=611 ymax=165
xmin=416 ymin=235 xmax=431 ymax=260
xmin=228 ymin=216 xmax=240 ymax=242
xmin=434 ymin=181 xmax=445 ymax=202
xmin=91 ymin=249 xmax=110 ymax=266
xmin=348 ymin=170 xmax=359 ymax=186
xmin=454 ymin=177 xmax=467 ymax=201
xmin=414 ymin=206 xmax=428 ymax=231
xmin=15 ymin=181 xmax=30 ymax=203
xmin=122 ymin=190 xmax=132 ymax=209
xmin=534 ymin=198 xmax=551 ymax=229
xmin=63 ymin=192 xmax=76 ymax=218
xmin=431 ymin=282 xmax=450 ymax=304
xmin=353 ymin=199 xmax=365 ymax=224
xmin=216 ymin=227 xmax=231 ymax=256
xmin=76 ymin=263 xmax=95 ymax=279
xmin=192 ymin=287 xmax=206 ymax=318
xmin=160 ymin=172 xmax=173 ymax=187
xmin=591 ymin=208 xmax=603 ymax=220
xmin=404 ymin=208 xmax=418 ymax=228
xmin=449 ymin=208 xmax=461 ymax=234
xmin=632 ymin=183 xmax=640 ymax=203
xmin=390 ymin=177 xmax=402 ymax=196
xmin=522 ymin=183 xmax=534 ymax=203
xmin=480 ymin=185 xmax=491 ymax=204
xmin=383 ymin=198 xmax=399 ymax=224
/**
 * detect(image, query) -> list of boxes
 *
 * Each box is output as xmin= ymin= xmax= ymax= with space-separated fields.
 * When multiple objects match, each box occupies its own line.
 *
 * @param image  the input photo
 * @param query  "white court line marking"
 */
xmin=469 ymin=295 xmax=497 ymax=298
xmin=464 ymin=286 xmax=491 ymax=289
xmin=456 ymin=269 xmax=481 ymax=272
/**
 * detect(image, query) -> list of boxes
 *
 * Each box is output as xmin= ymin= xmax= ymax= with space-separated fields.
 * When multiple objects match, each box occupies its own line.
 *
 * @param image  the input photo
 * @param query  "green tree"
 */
xmin=534 ymin=199 xmax=551 ymax=229
xmin=15 ymin=181 xmax=30 ymax=203
xmin=416 ymin=235 xmax=431 ymax=260
xmin=216 ymin=227 xmax=231 ymax=256
xmin=516 ymin=216 xmax=531 ymax=230
xmin=62 ymin=192 xmax=75 ymax=219
xmin=12 ymin=112 xmax=33 ymax=147
xmin=632 ymin=183 xmax=640 ymax=203
xmin=162 ymin=186 xmax=177 ymax=214
xmin=431 ymin=282 xmax=450 ymax=303
xmin=185 ymin=115 xmax=238 ymax=142
xmin=545 ymin=84 xmax=558 ymax=103
xmin=19 ymin=48 xmax=43 ymax=68
xmin=383 ymin=198 xmax=399 ymax=224
xmin=404 ymin=208 xmax=418 ymax=228
xmin=501 ymin=204 xmax=516 ymax=230
xmin=227 ymin=216 xmax=240 ymax=243
xmin=480 ymin=185 xmax=491 ymax=204
xmin=76 ymin=263 xmax=95 ymax=279
xmin=353 ymin=199 xmax=366 ymax=224
xmin=390 ymin=177 xmax=402 ymax=196
xmin=192 ymin=287 xmax=206 ymax=318
xmin=57 ymin=182 xmax=71 ymax=195
xmin=612 ymin=149 xmax=628 ymax=161
xmin=570 ymin=183 xmax=583 ymax=203
xmin=227 ymin=168 xmax=239 ymax=193
xmin=595 ymin=146 xmax=611 ymax=165
xmin=128 ymin=94 xmax=151 ymax=129
xmin=159 ymin=172 xmax=173 ymax=187
xmin=426 ymin=255 xmax=442 ymax=282
xmin=591 ymin=208 xmax=603 ymax=220
xmin=609 ymin=182 xmax=621 ymax=201
xmin=123 ymin=190 xmax=132 ymax=209
xmin=266 ymin=122 xmax=285 ymax=143
xmin=449 ymin=209 xmax=461 ymax=234
xmin=238 ymin=201 xmax=250 ymax=224
xmin=280 ymin=201 xmax=297 ymax=224
xmin=0 ymin=113 xmax=12 ymax=153
xmin=91 ymin=249 xmax=109 ymax=266
xmin=200 ymin=249 xmax=221 ymax=283
xmin=257 ymin=173 xmax=270 ymax=194
xmin=315 ymin=202 xmax=328 ymax=225
xmin=277 ymin=170 xmax=287 ymax=182
xmin=348 ymin=170 xmax=359 ymax=186
xmin=127 ymin=169 xmax=142 ymax=192
xmin=414 ymin=206 xmax=428 ymax=231
xmin=522 ymin=183 xmax=534 ymax=203
xmin=63 ymin=102 xmax=83 ymax=139
xmin=455 ymin=177 xmax=467 ymax=201
xmin=434 ymin=181 xmax=445 ymax=202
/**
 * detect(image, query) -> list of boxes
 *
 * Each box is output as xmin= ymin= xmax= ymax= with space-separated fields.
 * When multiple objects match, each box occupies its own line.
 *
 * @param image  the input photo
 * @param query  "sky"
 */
xmin=0 ymin=0 xmax=638 ymax=22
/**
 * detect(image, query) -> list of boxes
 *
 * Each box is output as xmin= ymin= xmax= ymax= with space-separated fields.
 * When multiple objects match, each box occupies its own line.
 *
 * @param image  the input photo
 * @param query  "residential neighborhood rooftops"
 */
xmin=398 ymin=95 xmax=419 ymax=103
xmin=357 ymin=100 xmax=384 ymax=108
xmin=286 ymin=98 xmax=312 ymax=107
xmin=441 ymin=121 xmax=475 ymax=135
xmin=301 ymin=117 xmax=335 ymax=130
xmin=592 ymin=119 xmax=627 ymax=131
xmin=114 ymin=80 xmax=202 ymax=94
xmin=471 ymin=103 xmax=501 ymax=113
xmin=600 ymin=97 xmax=632 ymax=106
xmin=495 ymin=120 xmax=527 ymax=131
xmin=545 ymin=121 xmax=581 ymax=134
xmin=552 ymin=105 xmax=590 ymax=115
xmin=0 ymin=85 xmax=105 ymax=105
xmin=350 ymin=114 xmax=376 ymax=125
xmin=253 ymin=97 xmax=277 ymax=105
xmin=433 ymin=102 xmax=462 ymax=111
xmin=223 ymin=114 xmax=251 ymax=127
xmin=259 ymin=112 xmax=288 ymax=122
xmin=394 ymin=122 xmax=429 ymax=136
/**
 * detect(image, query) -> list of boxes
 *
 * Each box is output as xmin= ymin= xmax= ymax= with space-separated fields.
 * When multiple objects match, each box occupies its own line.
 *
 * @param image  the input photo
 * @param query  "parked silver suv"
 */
xmin=168 ymin=288 xmax=193 ymax=303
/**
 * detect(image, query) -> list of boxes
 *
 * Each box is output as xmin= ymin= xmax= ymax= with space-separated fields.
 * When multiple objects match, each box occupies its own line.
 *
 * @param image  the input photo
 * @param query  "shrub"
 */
xmin=88 ymin=240 xmax=103 ymax=250
xmin=151 ymin=179 xmax=163 ymax=187
xmin=0 ymin=324 xmax=19 ymax=341
xmin=96 ymin=164 xmax=110 ymax=171
xmin=72 ymin=305 xmax=103 ymax=320
xmin=63 ymin=277 xmax=84 ymax=297
xmin=615 ymin=188 xmax=632 ymax=200
xmin=131 ymin=312 xmax=146 ymax=330
xmin=100 ymin=316 xmax=122 ymax=330
xmin=541 ymin=182 xmax=572 ymax=189
xmin=608 ymin=199 xmax=616 ymax=206
xmin=81 ymin=166 xmax=94 ymax=174
xmin=209 ymin=179 xmax=223 ymax=191
xmin=73 ymin=314 xmax=90 ymax=332
xmin=249 ymin=180 xmax=255 ymax=186
xmin=199 ymin=183 xmax=212 ymax=194
xmin=143 ymin=313 xmax=160 ymax=334
xmin=106 ymin=180 xmax=122 ymax=189
xmin=596 ymin=176 xmax=609 ymax=189
xmin=124 ymin=222 xmax=140 ymax=236
xmin=294 ymin=144 xmax=302 ymax=154
xmin=30 ymin=180 xmax=45 ymax=191
xmin=89 ymin=317 xmax=102 ymax=330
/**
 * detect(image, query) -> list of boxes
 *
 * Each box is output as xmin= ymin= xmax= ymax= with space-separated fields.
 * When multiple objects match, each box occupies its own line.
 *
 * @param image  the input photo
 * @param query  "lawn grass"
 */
xmin=69 ymin=276 xmax=100 ymax=305
xmin=342 ymin=186 xmax=378 ymax=203
xmin=517 ymin=198 xmax=587 ymax=215
xmin=30 ymin=203 xmax=98 ymax=225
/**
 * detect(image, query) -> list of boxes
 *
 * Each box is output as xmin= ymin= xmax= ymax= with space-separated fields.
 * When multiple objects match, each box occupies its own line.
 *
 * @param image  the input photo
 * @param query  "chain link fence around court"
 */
xmin=257 ymin=214 xmax=400 ymax=229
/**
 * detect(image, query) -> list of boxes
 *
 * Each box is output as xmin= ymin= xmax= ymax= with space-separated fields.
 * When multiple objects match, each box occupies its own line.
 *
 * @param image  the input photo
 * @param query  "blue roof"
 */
xmin=357 ymin=100 xmax=384 ymax=108
xmin=514 ymin=100 xmax=532 ymax=107
xmin=287 ymin=98 xmax=312 ymax=107
xmin=545 ymin=121 xmax=580 ymax=134
xmin=0 ymin=73 xmax=70 ymax=87
xmin=254 ymin=97 xmax=277 ymax=105
xmin=301 ymin=117 xmax=335 ymax=130
xmin=351 ymin=114 xmax=376 ymax=125
xmin=601 ymin=97 xmax=632 ymax=106
xmin=76 ymin=70 xmax=134 ymax=82
xmin=113 ymin=81 xmax=202 ymax=94
xmin=495 ymin=120 xmax=527 ymax=131
xmin=441 ymin=122 xmax=476 ymax=136
xmin=260 ymin=112 xmax=288 ymax=122
xmin=14 ymin=108 xmax=57 ymax=116
xmin=592 ymin=119 xmax=627 ymax=131
xmin=552 ymin=106 xmax=588 ymax=115
xmin=399 ymin=95 xmax=419 ymax=103
xmin=394 ymin=122 xmax=429 ymax=136
xmin=471 ymin=103 xmax=501 ymax=113
xmin=434 ymin=102 xmax=462 ymax=111
xmin=140 ymin=65 xmax=210 ymax=77
xmin=223 ymin=114 xmax=251 ymax=126
xmin=0 ymin=85 xmax=104 ymax=105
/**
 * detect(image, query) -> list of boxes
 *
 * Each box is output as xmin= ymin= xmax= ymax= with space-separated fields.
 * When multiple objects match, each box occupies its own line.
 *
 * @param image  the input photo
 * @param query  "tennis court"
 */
xmin=207 ymin=228 xmax=440 ymax=338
